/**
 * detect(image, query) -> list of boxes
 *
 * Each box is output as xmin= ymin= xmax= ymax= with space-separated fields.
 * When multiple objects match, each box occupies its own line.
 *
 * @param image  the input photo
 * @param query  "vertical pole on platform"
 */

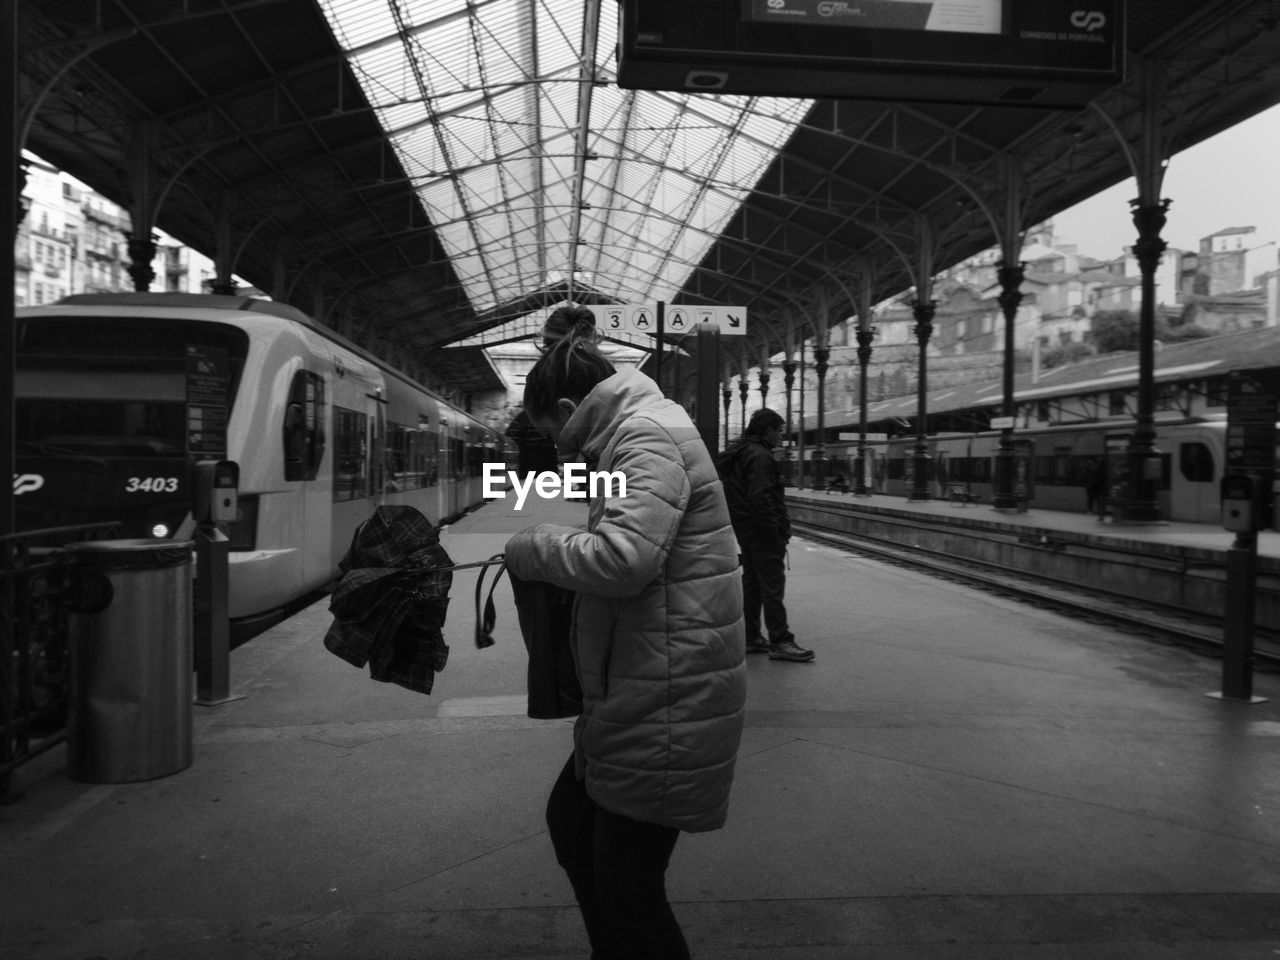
xmin=654 ymin=301 xmax=665 ymax=394
xmin=193 ymin=524 xmax=242 ymax=706
xmin=1 ymin=0 xmax=19 ymax=802
xmin=695 ymin=326 xmax=720 ymax=455
xmin=1210 ymin=533 xmax=1267 ymax=704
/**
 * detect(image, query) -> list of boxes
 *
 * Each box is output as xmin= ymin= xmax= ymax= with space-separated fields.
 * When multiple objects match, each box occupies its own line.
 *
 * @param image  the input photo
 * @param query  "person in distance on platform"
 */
xmin=504 ymin=304 xmax=746 ymax=960
xmin=716 ymin=407 xmax=816 ymax=662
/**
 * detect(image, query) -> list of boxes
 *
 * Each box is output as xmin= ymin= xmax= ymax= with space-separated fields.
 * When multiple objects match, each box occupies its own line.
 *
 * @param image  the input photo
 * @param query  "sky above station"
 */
xmin=1051 ymin=103 xmax=1280 ymax=260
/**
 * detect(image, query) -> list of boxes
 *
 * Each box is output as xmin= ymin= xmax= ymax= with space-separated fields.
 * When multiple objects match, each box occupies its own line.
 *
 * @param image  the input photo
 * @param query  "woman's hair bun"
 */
xmin=541 ymin=304 xmax=599 ymax=350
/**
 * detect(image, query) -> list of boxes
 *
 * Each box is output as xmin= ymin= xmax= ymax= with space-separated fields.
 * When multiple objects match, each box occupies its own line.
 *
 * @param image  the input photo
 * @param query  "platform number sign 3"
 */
xmin=603 ymin=308 xmax=625 ymax=331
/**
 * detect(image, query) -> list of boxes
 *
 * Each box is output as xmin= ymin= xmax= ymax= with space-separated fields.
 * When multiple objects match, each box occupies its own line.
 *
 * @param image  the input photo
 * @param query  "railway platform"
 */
xmin=786 ymin=486 xmax=1280 ymax=645
xmin=3 ymin=492 xmax=1280 ymax=959
xmin=786 ymin=486 xmax=1280 ymax=557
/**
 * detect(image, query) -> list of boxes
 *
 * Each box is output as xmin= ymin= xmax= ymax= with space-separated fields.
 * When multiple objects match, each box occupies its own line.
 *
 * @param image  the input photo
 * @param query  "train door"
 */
xmin=1169 ymin=433 xmax=1218 ymax=522
xmin=284 ymin=366 xmax=332 ymax=593
xmin=328 ymin=352 xmax=380 ymax=563
xmin=439 ymin=412 xmax=459 ymax=521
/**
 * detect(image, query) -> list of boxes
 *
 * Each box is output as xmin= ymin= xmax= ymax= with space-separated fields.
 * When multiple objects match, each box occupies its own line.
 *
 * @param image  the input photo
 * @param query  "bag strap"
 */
xmin=472 ymin=553 xmax=507 ymax=649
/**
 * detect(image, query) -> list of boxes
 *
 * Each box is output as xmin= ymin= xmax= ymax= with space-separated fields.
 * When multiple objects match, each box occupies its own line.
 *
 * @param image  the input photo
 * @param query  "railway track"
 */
xmin=792 ymin=518 xmax=1280 ymax=672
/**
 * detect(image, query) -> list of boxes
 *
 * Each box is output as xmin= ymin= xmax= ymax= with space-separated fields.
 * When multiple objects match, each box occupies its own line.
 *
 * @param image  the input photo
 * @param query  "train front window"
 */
xmin=16 ymin=316 xmax=249 ymax=457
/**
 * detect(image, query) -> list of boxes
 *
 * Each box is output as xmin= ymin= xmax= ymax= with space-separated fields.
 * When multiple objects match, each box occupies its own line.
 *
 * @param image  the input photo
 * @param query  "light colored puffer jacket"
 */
xmin=504 ymin=369 xmax=746 ymax=832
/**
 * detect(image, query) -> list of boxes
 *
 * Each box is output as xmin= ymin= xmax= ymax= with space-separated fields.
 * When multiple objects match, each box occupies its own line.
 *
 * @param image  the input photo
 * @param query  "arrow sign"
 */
xmin=674 ymin=305 xmax=746 ymax=336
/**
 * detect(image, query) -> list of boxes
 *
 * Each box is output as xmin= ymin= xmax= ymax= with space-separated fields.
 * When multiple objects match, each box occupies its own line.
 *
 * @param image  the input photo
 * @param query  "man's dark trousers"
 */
xmin=739 ymin=531 xmax=790 ymax=643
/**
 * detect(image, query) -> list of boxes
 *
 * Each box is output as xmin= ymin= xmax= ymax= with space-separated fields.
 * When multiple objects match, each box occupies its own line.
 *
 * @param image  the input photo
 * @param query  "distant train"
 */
xmin=798 ymin=416 xmax=1232 ymax=523
xmin=14 ymin=292 xmax=517 ymax=638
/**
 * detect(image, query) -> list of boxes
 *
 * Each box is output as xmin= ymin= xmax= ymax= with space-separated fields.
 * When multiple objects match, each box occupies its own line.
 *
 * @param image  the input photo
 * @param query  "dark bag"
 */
xmin=508 ymin=570 xmax=582 ymax=719
xmin=324 ymin=505 xmax=453 ymax=695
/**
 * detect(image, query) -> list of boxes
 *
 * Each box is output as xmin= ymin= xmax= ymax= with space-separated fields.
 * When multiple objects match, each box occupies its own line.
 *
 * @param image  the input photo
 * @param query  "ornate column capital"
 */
xmin=996 ymin=260 xmax=1026 ymax=317
xmin=126 ymin=233 xmax=158 ymax=292
xmin=813 ymin=346 xmax=830 ymax=380
xmin=855 ymin=328 xmax=874 ymax=363
xmin=912 ymin=299 xmax=936 ymax=347
xmin=1130 ymin=198 xmax=1171 ymax=273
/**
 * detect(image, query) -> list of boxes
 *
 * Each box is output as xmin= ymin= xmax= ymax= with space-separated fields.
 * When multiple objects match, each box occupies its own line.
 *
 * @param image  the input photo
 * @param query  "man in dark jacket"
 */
xmin=716 ymin=408 xmax=815 ymax=662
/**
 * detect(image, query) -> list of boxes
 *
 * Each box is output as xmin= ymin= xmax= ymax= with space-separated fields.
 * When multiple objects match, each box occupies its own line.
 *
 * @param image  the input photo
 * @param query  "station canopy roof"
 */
xmin=18 ymin=1 xmax=1280 ymax=392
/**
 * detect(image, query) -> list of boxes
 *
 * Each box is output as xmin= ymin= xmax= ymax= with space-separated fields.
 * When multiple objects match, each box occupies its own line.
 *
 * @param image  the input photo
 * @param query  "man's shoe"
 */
xmin=745 ymin=637 xmax=771 ymax=654
xmin=768 ymin=640 xmax=815 ymax=662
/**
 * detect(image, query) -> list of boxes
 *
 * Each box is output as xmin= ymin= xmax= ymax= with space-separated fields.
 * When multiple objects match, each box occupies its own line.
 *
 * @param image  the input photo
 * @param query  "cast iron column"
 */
xmin=782 ymin=360 xmax=796 ymax=484
xmin=910 ymin=299 xmax=936 ymax=501
xmin=855 ymin=328 xmax=874 ymax=495
xmin=758 ymin=369 xmax=769 ymax=407
xmin=782 ymin=361 xmax=796 ymax=435
xmin=796 ymin=343 xmax=806 ymax=488
xmin=1126 ymin=199 xmax=1169 ymax=522
xmin=739 ymin=376 xmax=749 ymax=433
xmin=722 ymin=382 xmax=731 ymax=443
xmin=993 ymin=260 xmax=1025 ymax=509
xmin=813 ymin=346 xmax=830 ymax=489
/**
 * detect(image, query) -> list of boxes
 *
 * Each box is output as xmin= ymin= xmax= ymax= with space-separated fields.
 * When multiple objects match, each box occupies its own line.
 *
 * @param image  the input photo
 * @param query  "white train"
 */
xmin=802 ymin=416 xmax=1232 ymax=523
xmin=14 ymin=292 xmax=516 ymax=639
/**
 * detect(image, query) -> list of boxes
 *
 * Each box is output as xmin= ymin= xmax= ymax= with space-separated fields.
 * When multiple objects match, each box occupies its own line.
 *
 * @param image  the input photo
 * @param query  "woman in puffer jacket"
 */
xmin=504 ymin=305 xmax=746 ymax=960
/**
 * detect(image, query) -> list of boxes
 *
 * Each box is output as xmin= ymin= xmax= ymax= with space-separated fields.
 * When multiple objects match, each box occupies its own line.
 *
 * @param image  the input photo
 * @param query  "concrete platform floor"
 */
xmin=3 ymin=493 xmax=1279 ymax=959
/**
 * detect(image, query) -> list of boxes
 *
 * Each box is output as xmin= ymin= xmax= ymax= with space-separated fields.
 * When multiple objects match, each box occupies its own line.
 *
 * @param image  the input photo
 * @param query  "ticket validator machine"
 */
xmin=1214 ymin=471 xmax=1270 ymax=704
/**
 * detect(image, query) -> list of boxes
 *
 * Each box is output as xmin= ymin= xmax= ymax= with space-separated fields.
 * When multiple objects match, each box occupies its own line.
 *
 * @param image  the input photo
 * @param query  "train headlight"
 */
xmin=151 ymin=523 xmax=171 ymax=538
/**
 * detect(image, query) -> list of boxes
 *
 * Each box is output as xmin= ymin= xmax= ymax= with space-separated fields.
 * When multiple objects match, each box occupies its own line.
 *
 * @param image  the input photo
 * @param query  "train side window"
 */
xmin=1179 ymin=442 xmax=1214 ymax=482
xmin=283 ymin=370 xmax=326 ymax=481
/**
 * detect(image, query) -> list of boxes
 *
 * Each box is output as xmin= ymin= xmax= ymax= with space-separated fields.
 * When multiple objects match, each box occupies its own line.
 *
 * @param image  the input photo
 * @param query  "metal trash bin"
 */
xmin=64 ymin=538 xmax=195 ymax=783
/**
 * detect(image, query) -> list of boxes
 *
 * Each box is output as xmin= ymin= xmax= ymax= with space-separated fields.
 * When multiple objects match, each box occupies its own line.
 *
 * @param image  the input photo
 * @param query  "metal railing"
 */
xmin=1 ymin=522 xmax=120 ymax=802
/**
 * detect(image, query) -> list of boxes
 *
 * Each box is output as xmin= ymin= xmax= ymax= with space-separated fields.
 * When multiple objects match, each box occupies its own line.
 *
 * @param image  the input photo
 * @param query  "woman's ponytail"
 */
xmin=524 ymin=305 xmax=616 ymax=418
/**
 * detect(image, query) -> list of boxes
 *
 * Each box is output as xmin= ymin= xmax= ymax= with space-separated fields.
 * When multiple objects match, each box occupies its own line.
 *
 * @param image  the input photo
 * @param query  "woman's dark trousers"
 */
xmin=546 ymin=754 xmax=690 ymax=960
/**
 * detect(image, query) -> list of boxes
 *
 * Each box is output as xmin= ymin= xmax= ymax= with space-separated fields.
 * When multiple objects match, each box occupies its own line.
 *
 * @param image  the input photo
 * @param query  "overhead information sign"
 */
xmin=586 ymin=304 xmax=747 ymax=336
xmin=744 ymin=0 xmax=1002 ymax=35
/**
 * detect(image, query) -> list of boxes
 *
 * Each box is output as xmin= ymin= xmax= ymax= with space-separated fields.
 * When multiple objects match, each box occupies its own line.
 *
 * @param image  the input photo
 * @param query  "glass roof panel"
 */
xmin=319 ymin=0 xmax=810 ymax=324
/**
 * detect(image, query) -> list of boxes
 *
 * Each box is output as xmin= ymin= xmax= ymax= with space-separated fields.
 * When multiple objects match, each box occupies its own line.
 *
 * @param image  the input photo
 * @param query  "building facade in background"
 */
xmin=13 ymin=153 xmax=215 ymax=307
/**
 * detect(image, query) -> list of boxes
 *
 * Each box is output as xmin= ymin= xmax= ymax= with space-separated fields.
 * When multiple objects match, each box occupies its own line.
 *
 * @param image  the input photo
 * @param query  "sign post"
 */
xmin=695 ymin=326 xmax=721 ymax=453
xmin=1209 ymin=369 xmax=1275 ymax=704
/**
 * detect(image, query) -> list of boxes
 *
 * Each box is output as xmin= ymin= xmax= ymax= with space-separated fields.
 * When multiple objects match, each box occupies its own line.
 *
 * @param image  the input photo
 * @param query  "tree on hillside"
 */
xmin=1090 ymin=310 xmax=1140 ymax=352
xmin=1091 ymin=310 xmax=1217 ymax=352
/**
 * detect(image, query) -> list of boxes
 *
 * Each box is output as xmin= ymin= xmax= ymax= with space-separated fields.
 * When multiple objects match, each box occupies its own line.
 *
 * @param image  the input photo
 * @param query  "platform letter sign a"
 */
xmin=630 ymin=306 xmax=653 ymax=332
xmin=667 ymin=307 xmax=688 ymax=332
